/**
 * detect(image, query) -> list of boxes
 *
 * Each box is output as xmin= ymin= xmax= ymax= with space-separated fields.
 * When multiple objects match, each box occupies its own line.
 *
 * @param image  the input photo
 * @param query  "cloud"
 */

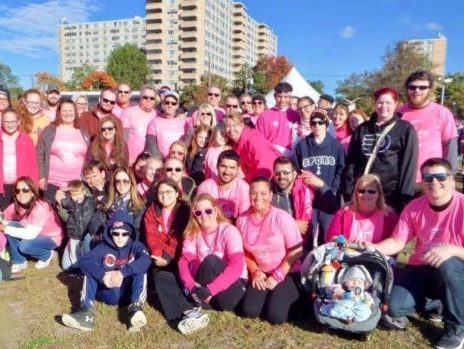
xmin=340 ymin=25 xmax=356 ymax=39
xmin=0 ymin=0 xmax=100 ymax=57
xmin=398 ymin=14 xmax=444 ymax=33
xmin=424 ymin=22 xmax=443 ymax=31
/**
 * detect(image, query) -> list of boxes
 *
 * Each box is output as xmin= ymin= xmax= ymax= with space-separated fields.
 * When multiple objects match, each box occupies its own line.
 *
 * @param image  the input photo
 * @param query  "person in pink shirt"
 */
xmin=145 ymin=91 xmax=188 ymax=159
xmin=399 ymin=70 xmax=458 ymax=185
xmin=168 ymin=140 xmax=188 ymax=165
xmin=224 ymin=112 xmax=281 ymax=182
xmin=184 ymin=103 xmax=217 ymax=145
xmin=256 ymin=82 xmax=300 ymax=154
xmin=326 ymin=174 xmax=398 ymax=243
xmin=190 ymin=86 xmax=226 ymax=126
xmin=198 ymin=150 xmax=250 ymax=221
xmin=0 ymin=109 xmax=38 ymax=210
xmin=120 ymin=85 xmax=158 ymax=165
xmin=204 ymin=125 xmax=231 ymax=180
xmin=332 ymin=103 xmax=352 ymax=153
xmin=178 ymin=193 xmax=247 ymax=313
xmin=112 ymin=83 xmax=132 ymax=118
xmin=243 ymin=94 xmax=267 ymax=126
xmin=2 ymin=176 xmax=63 ymax=273
xmin=237 ymin=177 xmax=303 ymax=324
xmin=376 ymin=158 xmax=464 ymax=348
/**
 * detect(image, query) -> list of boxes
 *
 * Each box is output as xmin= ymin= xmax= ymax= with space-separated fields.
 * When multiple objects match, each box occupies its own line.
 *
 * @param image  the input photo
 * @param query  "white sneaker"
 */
xmin=11 ymin=261 xmax=28 ymax=273
xmin=35 ymin=251 xmax=54 ymax=269
xmin=178 ymin=309 xmax=209 ymax=335
xmin=128 ymin=310 xmax=147 ymax=332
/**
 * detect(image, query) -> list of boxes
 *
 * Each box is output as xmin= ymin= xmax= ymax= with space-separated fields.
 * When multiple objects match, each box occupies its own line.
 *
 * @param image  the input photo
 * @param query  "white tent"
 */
xmin=264 ymin=67 xmax=321 ymax=107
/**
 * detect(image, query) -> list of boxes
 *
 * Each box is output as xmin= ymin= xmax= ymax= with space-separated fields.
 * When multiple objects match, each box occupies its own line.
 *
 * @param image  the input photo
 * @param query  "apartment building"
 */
xmin=59 ymin=17 xmax=146 ymax=82
xmin=403 ymin=34 xmax=447 ymax=77
xmin=146 ymin=0 xmax=277 ymax=88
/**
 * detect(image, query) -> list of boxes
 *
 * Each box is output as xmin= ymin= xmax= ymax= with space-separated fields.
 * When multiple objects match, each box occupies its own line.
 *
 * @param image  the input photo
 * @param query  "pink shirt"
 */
xmin=391 ymin=192 xmax=464 ymax=266
xmin=2 ymin=133 xmax=18 ymax=184
xmin=112 ymin=103 xmax=131 ymax=118
xmin=399 ymin=102 xmax=458 ymax=182
xmin=48 ymin=127 xmax=87 ymax=187
xmin=197 ymin=178 xmax=250 ymax=219
xmin=146 ymin=115 xmax=189 ymax=158
xmin=4 ymin=200 xmax=63 ymax=245
xmin=350 ymin=210 xmax=386 ymax=243
xmin=237 ymin=206 xmax=302 ymax=273
xmin=256 ymin=107 xmax=300 ymax=152
xmin=121 ymin=105 xmax=157 ymax=164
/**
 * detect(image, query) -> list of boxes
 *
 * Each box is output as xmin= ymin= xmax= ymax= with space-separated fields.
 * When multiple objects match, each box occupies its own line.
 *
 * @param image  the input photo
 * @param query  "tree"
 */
xmin=180 ymin=73 xmax=232 ymax=107
xmin=0 ymin=62 xmax=20 ymax=89
xmin=232 ymin=63 xmax=253 ymax=96
xmin=35 ymin=72 xmax=66 ymax=92
xmin=82 ymin=71 xmax=117 ymax=91
xmin=252 ymin=56 xmax=293 ymax=94
xmin=307 ymin=79 xmax=325 ymax=94
xmin=106 ymin=44 xmax=149 ymax=90
xmin=443 ymin=73 xmax=464 ymax=117
xmin=67 ymin=64 xmax=96 ymax=90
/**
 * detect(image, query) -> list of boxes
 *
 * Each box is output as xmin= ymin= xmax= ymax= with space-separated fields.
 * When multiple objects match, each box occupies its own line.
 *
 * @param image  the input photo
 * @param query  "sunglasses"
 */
xmin=226 ymin=104 xmax=239 ymax=108
xmin=193 ymin=208 xmax=214 ymax=217
xmin=102 ymin=98 xmax=116 ymax=105
xmin=15 ymin=188 xmax=31 ymax=195
xmin=101 ymin=126 xmax=115 ymax=132
xmin=422 ymin=173 xmax=450 ymax=183
xmin=241 ymin=101 xmax=252 ymax=105
xmin=164 ymin=101 xmax=178 ymax=106
xmin=275 ymin=170 xmax=292 ymax=176
xmin=208 ymin=93 xmax=220 ymax=97
xmin=252 ymin=101 xmax=264 ymax=105
xmin=111 ymin=231 xmax=130 ymax=237
xmin=115 ymin=179 xmax=131 ymax=185
xmin=357 ymin=189 xmax=378 ymax=194
xmin=310 ymin=121 xmax=326 ymax=126
xmin=142 ymin=96 xmax=156 ymax=101
xmin=117 ymin=90 xmax=130 ymax=94
xmin=166 ymin=167 xmax=183 ymax=172
xmin=200 ymin=112 xmax=212 ymax=116
xmin=408 ymin=85 xmax=430 ymax=91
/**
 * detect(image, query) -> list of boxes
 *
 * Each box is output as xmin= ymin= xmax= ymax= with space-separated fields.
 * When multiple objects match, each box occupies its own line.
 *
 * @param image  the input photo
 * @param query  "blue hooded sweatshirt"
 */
xmin=79 ymin=210 xmax=151 ymax=282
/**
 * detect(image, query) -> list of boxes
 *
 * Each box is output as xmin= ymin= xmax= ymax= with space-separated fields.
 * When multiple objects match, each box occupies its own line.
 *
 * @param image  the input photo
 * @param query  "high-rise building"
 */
xmin=146 ymin=0 xmax=277 ymax=88
xmin=59 ymin=17 xmax=146 ymax=83
xmin=403 ymin=34 xmax=447 ymax=77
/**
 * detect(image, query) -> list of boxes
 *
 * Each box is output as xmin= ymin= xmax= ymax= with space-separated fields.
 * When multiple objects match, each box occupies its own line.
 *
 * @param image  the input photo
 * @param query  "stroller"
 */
xmin=300 ymin=236 xmax=394 ymax=338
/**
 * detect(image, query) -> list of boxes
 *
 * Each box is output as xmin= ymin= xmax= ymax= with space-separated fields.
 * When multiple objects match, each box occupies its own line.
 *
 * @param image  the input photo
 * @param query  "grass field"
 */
xmin=0 ymin=254 xmax=442 ymax=349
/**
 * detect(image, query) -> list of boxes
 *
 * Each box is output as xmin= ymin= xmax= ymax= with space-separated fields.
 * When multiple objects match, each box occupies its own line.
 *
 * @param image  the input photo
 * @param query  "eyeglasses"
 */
xmin=15 ymin=188 xmax=31 ymax=195
xmin=252 ymin=101 xmax=264 ymax=105
xmin=115 ymin=179 xmax=131 ymax=185
xmin=193 ymin=208 xmax=214 ymax=217
xmin=117 ymin=90 xmax=130 ymax=94
xmin=226 ymin=104 xmax=239 ymax=109
xmin=241 ymin=101 xmax=252 ymax=105
xmin=297 ymin=104 xmax=312 ymax=112
xmin=357 ymin=189 xmax=378 ymax=195
xmin=310 ymin=121 xmax=326 ymax=126
xmin=208 ymin=93 xmax=220 ymax=97
xmin=166 ymin=167 xmax=183 ymax=173
xmin=408 ymin=85 xmax=430 ymax=91
xmin=102 ymin=98 xmax=116 ymax=105
xmin=2 ymin=120 xmax=18 ymax=125
xmin=422 ymin=173 xmax=450 ymax=183
xmin=158 ymin=190 xmax=176 ymax=196
xmin=200 ymin=112 xmax=212 ymax=116
xmin=142 ymin=96 xmax=156 ymax=101
xmin=101 ymin=126 xmax=115 ymax=132
xmin=164 ymin=101 xmax=178 ymax=106
xmin=275 ymin=170 xmax=292 ymax=176
xmin=25 ymin=101 xmax=41 ymax=106
xmin=111 ymin=231 xmax=130 ymax=237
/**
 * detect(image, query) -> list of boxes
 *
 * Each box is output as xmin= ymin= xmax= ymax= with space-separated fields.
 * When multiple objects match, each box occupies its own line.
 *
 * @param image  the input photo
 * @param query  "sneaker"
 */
xmin=11 ymin=261 xmax=28 ymax=273
xmin=428 ymin=312 xmax=444 ymax=323
xmin=380 ymin=314 xmax=409 ymax=330
xmin=35 ymin=251 xmax=54 ymax=269
xmin=128 ymin=303 xmax=147 ymax=332
xmin=178 ymin=309 xmax=209 ymax=335
xmin=61 ymin=309 xmax=95 ymax=331
xmin=436 ymin=327 xmax=464 ymax=349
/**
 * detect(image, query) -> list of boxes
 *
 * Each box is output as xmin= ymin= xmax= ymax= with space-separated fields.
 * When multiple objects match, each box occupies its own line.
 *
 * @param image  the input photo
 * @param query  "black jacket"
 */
xmin=61 ymin=195 xmax=96 ymax=240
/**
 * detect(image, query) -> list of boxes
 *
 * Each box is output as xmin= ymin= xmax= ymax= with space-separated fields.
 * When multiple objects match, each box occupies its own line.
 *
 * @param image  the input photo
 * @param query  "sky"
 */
xmin=0 ymin=0 xmax=463 ymax=95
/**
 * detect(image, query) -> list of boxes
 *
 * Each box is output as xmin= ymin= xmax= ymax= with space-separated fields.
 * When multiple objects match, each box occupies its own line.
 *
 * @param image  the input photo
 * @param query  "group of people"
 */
xmin=0 ymin=68 xmax=462 ymax=349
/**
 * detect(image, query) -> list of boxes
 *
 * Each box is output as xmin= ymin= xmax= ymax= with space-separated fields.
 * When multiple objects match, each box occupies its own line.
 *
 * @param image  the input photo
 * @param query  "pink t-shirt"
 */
xmin=399 ymin=102 xmax=458 ymax=182
xmin=4 ymin=200 xmax=63 ymax=245
xmin=146 ymin=115 xmax=189 ymax=158
xmin=112 ymin=103 xmax=131 ymax=118
xmin=2 ymin=133 xmax=18 ymax=184
xmin=48 ymin=127 xmax=87 ymax=187
xmin=121 ymin=105 xmax=157 ymax=164
xmin=350 ymin=210 xmax=386 ymax=243
xmin=197 ymin=178 xmax=250 ymax=219
xmin=236 ymin=206 xmax=302 ymax=273
xmin=243 ymin=113 xmax=260 ymax=125
xmin=256 ymin=107 xmax=300 ymax=152
xmin=391 ymin=192 xmax=464 ymax=266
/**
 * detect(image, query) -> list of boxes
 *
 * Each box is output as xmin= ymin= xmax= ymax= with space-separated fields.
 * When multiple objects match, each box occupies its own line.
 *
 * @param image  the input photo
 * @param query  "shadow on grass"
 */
xmin=409 ymin=316 xmax=443 ymax=346
xmin=56 ymin=271 xmax=83 ymax=311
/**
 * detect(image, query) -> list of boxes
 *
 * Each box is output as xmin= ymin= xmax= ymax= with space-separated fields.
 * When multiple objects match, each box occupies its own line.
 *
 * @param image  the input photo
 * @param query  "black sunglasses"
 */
xmin=102 ymin=98 xmax=116 ymax=105
xmin=115 ymin=179 xmax=131 ymax=185
xmin=166 ymin=167 xmax=183 ymax=172
xmin=208 ymin=93 xmax=220 ymax=97
xmin=117 ymin=90 xmax=130 ymax=94
xmin=408 ymin=85 xmax=430 ymax=91
xmin=310 ymin=121 xmax=325 ymax=126
xmin=111 ymin=231 xmax=130 ymax=237
xmin=164 ymin=101 xmax=178 ymax=106
xmin=15 ymin=188 xmax=31 ymax=195
xmin=101 ymin=126 xmax=115 ymax=132
xmin=142 ymin=96 xmax=156 ymax=101
xmin=422 ymin=173 xmax=450 ymax=183
xmin=357 ymin=189 xmax=378 ymax=195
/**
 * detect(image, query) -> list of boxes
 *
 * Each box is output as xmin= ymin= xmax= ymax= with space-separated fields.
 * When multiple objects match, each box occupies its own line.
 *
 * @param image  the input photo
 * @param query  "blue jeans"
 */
xmin=61 ymin=234 xmax=92 ymax=271
xmin=6 ymin=235 xmax=57 ymax=264
xmin=389 ymin=257 xmax=464 ymax=330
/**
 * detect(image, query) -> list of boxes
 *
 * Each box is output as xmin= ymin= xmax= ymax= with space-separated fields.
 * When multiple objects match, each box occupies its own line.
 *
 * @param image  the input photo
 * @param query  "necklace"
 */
xmin=197 ymin=226 xmax=220 ymax=258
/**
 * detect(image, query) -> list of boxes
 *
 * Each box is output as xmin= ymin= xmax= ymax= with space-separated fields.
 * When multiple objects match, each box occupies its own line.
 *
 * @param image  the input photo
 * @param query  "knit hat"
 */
xmin=110 ymin=220 xmax=132 ymax=233
xmin=342 ymin=265 xmax=372 ymax=288
xmin=310 ymin=108 xmax=330 ymax=126
xmin=319 ymin=94 xmax=334 ymax=104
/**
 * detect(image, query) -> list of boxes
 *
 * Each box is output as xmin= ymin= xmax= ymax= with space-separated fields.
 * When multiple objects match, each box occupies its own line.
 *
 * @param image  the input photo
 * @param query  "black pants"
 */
xmin=42 ymin=183 xmax=60 ymax=203
xmin=0 ymin=184 xmax=15 ymax=210
xmin=241 ymin=272 xmax=302 ymax=324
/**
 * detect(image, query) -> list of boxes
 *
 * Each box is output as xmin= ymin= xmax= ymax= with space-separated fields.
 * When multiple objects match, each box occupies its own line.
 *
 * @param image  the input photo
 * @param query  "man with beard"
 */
xmin=271 ymin=156 xmax=313 ymax=238
xmin=80 ymin=88 xmax=121 ymax=140
xmin=399 ymin=70 xmax=458 ymax=187
xmin=43 ymin=84 xmax=61 ymax=121
xmin=197 ymin=150 xmax=250 ymax=221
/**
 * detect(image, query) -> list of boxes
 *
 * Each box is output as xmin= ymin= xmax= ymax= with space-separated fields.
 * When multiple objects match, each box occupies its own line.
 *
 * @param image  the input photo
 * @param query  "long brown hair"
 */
xmin=187 ymin=124 xmax=211 ymax=160
xmin=54 ymin=99 xmax=80 ymax=128
xmin=90 ymin=115 xmax=128 ymax=171
xmin=12 ymin=176 xmax=42 ymax=220
xmin=104 ymin=167 xmax=145 ymax=212
xmin=17 ymin=89 xmax=43 ymax=133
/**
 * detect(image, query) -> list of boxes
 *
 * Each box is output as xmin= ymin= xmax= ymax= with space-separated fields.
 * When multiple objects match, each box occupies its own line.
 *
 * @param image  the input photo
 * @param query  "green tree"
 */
xmin=443 ymin=73 xmax=464 ymax=117
xmin=307 ymin=79 xmax=325 ymax=94
xmin=232 ymin=63 xmax=253 ymax=96
xmin=0 ymin=62 xmax=20 ymax=89
xmin=67 ymin=63 xmax=95 ymax=89
xmin=106 ymin=44 xmax=149 ymax=90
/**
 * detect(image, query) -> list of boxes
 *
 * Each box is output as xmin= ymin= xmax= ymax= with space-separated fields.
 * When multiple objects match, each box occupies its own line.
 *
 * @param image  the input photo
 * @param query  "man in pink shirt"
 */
xmin=206 ymin=86 xmax=226 ymax=121
xmin=112 ymin=83 xmax=132 ymax=118
xmin=43 ymin=84 xmax=61 ymax=121
xmin=197 ymin=150 xmax=250 ymax=221
xmin=224 ymin=95 xmax=241 ymax=115
xmin=256 ymin=82 xmax=300 ymax=155
xmin=120 ymin=85 xmax=157 ymax=165
xmin=376 ymin=158 xmax=464 ymax=349
xmin=399 ymin=70 xmax=458 ymax=184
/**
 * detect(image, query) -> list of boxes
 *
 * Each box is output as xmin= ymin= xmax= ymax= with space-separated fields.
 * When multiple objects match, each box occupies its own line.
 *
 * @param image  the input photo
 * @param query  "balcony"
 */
xmin=180 ymin=61 xmax=197 ymax=70
xmin=180 ymin=30 xmax=197 ymax=40
xmin=146 ymin=22 xmax=162 ymax=31
xmin=180 ymin=72 xmax=198 ymax=80
xmin=146 ymin=50 xmax=163 ymax=59
xmin=180 ymin=50 xmax=198 ymax=60
xmin=180 ymin=20 xmax=197 ymax=30
xmin=180 ymin=6 xmax=199 ymax=19
xmin=233 ymin=33 xmax=246 ymax=42
xmin=146 ymin=1 xmax=162 ymax=11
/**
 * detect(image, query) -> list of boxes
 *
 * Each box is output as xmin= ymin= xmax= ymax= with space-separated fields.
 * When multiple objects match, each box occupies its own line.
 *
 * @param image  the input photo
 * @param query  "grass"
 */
xmin=0 ymin=258 xmax=442 ymax=349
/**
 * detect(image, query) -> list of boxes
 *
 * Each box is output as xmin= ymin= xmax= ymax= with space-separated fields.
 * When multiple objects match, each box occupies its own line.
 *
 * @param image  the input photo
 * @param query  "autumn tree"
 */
xmin=252 ymin=56 xmax=293 ymax=94
xmin=106 ymin=44 xmax=149 ymax=90
xmin=82 ymin=71 xmax=117 ymax=91
xmin=67 ymin=64 xmax=96 ymax=90
xmin=35 ymin=72 xmax=66 ymax=92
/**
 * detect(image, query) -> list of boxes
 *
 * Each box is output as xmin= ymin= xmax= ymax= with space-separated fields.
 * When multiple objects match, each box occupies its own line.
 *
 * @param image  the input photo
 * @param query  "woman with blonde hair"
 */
xmin=326 ymin=173 xmax=398 ymax=243
xmin=178 ymin=193 xmax=247 ymax=313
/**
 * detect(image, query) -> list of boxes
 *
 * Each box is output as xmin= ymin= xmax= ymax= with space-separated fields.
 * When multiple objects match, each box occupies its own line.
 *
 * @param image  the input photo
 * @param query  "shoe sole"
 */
xmin=178 ymin=314 xmax=209 ymax=335
xmin=129 ymin=311 xmax=147 ymax=332
xmin=435 ymin=338 xmax=464 ymax=349
xmin=62 ymin=314 xmax=94 ymax=332
xmin=11 ymin=264 xmax=28 ymax=273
